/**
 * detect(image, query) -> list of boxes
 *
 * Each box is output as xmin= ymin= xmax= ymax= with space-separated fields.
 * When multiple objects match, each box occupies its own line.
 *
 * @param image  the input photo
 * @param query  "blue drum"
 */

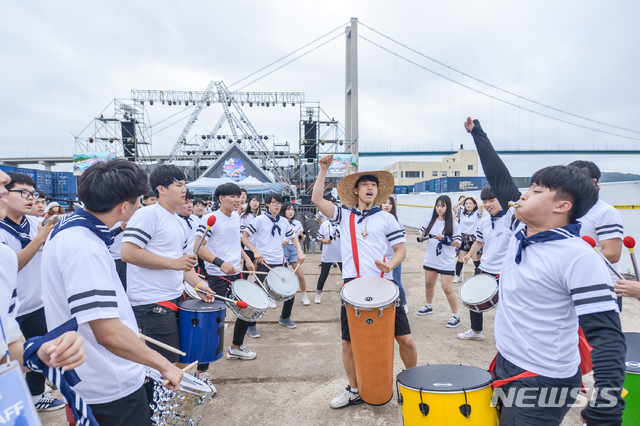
xmin=179 ymin=299 xmax=226 ymax=364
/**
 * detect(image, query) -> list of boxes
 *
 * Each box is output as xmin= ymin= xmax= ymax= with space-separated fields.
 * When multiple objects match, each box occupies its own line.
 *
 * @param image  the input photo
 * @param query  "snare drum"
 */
xmin=183 ymin=282 xmax=202 ymax=300
xmin=227 ymin=279 xmax=269 ymax=322
xmin=623 ymin=332 xmax=640 ymax=424
xmin=396 ymin=365 xmax=498 ymax=425
xmin=459 ymin=274 xmax=499 ymax=313
xmin=341 ymin=277 xmax=399 ymax=405
xmin=144 ymin=366 xmax=213 ymax=426
xmin=264 ymin=266 xmax=298 ymax=301
xmin=178 ymin=300 xmax=226 ymax=364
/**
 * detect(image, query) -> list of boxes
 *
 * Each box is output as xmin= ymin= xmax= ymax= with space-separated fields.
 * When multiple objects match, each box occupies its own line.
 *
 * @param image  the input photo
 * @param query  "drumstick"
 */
xmin=252 ymin=273 xmax=269 ymax=293
xmin=195 ymin=288 xmax=248 ymax=308
xmin=623 ymin=236 xmax=639 ymax=280
xmin=162 ymin=361 xmax=199 ymax=387
xmin=140 ymin=333 xmax=186 ymax=356
xmin=582 ymin=236 xmax=625 ymax=280
xmin=188 ymin=216 xmax=217 ymax=272
xmin=286 ymin=263 xmax=300 ymax=283
xmin=238 ymin=270 xmax=268 ymax=275
xmin=261 ymin=262 xmax=283 ymax=279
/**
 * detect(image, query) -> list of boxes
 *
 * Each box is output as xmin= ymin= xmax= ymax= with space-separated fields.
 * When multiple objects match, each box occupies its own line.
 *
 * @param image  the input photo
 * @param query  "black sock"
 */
xmin=455 ymin=261 xmax=463 ymax=276
xmin=473 ymin=260 xmax=481 ymax=269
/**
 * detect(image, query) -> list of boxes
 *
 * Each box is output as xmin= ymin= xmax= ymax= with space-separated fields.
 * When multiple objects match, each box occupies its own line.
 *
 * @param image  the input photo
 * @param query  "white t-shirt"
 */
xmin=177 ymin=213 xmax=199 ymax=255
xmin=475 ymin=212 xmax=514 ymax=275
xmin=42 ymin=226 xmax=145 ymax=404
xmin=240 ymin=211 xmax=258 ymax=247
xmin=457 ymin=209 xmax=483 ymax=235
xmin=123 ymin=203 xmax=187 ymax=306
xmin=245 ymin=213 xmax=293 ymax=265
xmin=330 ymin=207 xmax=406 ymax=280
xmin=286 ymin=219 xmax=304 ymax=245
xmin=108 ymin=222 xmax=125 ymax=260
xmin=196 ymin=211 xmax=242 ymax=276
xmin=316 ymin=211 xmax=328 ymax=223
xmin=0 ymin=216 xmax=44 ymax=316
xmin=421 ymin=217 xmax=461 ymax=272
xmin=578 ymin=199 xmax=624 ymax=284
xmin=495 ymin=224 xmax=619 ymax=379
xmin=318 ymin=220 xmax=342 ymax=263
xmin=385 ymin=218 xmax=405 ymax=261
xmin=0 ymin=243 xmax=22 ymax=354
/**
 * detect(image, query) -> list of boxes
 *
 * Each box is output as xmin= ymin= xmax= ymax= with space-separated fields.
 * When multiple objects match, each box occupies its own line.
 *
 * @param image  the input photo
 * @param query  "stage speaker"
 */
xmin=121 ymin=121 xmax=136 ymax=161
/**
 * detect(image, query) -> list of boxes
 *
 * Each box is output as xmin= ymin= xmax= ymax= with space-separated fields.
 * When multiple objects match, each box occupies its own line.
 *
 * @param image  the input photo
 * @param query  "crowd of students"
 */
xmin=0 ymin=115 xmax=638 ymax=425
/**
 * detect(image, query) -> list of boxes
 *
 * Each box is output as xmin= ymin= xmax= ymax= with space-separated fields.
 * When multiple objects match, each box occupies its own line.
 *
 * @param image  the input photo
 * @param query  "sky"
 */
xmin=1 ymin=1 xmax=639 ymax=177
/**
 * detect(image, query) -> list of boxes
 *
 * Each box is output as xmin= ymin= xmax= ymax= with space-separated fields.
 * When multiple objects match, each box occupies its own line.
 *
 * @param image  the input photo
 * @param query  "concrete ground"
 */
xmin=41 ymin=227 xmax=639 ymax=425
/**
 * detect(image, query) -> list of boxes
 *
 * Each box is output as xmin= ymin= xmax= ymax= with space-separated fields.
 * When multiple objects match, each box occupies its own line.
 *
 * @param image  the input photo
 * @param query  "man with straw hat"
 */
xmin=312 ymin=154 xmax=417 ymax=409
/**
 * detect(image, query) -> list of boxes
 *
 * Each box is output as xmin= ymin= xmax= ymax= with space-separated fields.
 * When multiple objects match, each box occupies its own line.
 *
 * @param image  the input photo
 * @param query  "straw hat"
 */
xmin=337 ymin=170 xmax=395 ymax=209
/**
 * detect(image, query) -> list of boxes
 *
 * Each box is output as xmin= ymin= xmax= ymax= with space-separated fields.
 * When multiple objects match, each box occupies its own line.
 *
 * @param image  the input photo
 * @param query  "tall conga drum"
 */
xmin=396 ymin=365 xmax=498 ymax=425
xmin=179 ymin=299 xmax=226 ymax=364
xmin=623 ymin=332 xmax=640 ymax=425
xmin=341 ymin=277 xmax=399 ymax=405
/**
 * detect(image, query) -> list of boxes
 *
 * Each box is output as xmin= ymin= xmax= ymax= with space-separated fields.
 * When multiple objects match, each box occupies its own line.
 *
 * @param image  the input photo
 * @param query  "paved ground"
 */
xmin=40 ymin=227 xmax=638 ymax=425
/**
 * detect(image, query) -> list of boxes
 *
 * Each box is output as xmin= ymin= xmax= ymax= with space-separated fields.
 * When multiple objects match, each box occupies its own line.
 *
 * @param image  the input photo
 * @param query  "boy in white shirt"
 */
xmin=466 ymin=117 xmax=625 ymax=425
xmin=122 ymin=165 xmax=216 ymax=367
xmin=177 ymin=190 xmax=199 ymax=255
xmin=241 ymin=193 xmax=305 ymax=330
xmin=42 ymin=159 xmax=184 ymax=425
xmin=0 ymin=172 xmax=63 ymax=411
xmin=312 ymin=155 xmax=417 ymax=409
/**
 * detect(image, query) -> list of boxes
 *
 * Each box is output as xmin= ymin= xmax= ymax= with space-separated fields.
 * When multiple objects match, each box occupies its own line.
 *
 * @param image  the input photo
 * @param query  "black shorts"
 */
xmin=458 ymin=233 xmax=483 ymax=255
xmin=207 ymin=274 xmax=241 ymax=299
xmin=133 ymin=297 xmax=181 ymax=363
xmin=423 ymin=265 xmax=455 ymax=276
xmin=90 ymin=385 xmax=151 ymax=426
xmin=340 ymin=278 xmax=411 ymax=341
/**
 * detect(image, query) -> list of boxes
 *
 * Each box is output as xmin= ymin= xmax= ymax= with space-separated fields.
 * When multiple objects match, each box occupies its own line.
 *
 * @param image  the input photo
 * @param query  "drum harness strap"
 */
xmin=489 ymin=327 xmax=593 ymax=391
xmin=155 ymin=300 xmax=179 ymax=312
xmin=348 ymin=212 xmax=384 ymax=281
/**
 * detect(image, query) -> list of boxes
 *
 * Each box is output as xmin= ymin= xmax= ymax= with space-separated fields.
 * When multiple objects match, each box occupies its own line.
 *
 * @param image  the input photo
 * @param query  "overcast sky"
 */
xmin=1 ymin=1 xmax=639 ymax=177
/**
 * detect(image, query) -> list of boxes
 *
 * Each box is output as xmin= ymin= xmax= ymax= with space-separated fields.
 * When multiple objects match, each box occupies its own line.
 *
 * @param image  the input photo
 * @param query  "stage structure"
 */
xmin=132 ymin=81 xmax=305 ymax=183
xmin=74 ymin=100 xmax=153 ymax=165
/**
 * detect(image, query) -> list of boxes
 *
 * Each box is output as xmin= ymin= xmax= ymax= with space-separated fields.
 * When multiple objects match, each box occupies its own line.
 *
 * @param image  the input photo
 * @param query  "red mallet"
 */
xmin=187 ymin=215 xmax=217 ymax=272
xmin=623 ymin=236 xmax=639 ymax=280
xmin=582 ymin=236 xmax=624 ymax=280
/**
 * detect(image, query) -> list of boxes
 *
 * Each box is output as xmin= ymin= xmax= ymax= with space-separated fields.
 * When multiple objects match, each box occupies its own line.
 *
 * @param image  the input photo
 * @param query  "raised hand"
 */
xmin=318 ymin=154 xmax=334 ymax=171
xmin=464 ymin=117 xmax=475 ymax=133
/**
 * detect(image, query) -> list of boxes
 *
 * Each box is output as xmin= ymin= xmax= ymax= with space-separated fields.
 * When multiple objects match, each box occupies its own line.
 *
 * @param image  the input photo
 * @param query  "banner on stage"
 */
xmin=319 ymin=154 xmax=358 ymax=178
xmin=0 ymin=360 xmax=42 ymax=425
xmin=73 ymin=152 xmax=116 ymax=176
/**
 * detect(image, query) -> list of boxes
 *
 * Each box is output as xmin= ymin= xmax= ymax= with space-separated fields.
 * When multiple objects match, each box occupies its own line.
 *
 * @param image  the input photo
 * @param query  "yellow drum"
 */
xmin=396 ymin=365 xmax=499 ymax=425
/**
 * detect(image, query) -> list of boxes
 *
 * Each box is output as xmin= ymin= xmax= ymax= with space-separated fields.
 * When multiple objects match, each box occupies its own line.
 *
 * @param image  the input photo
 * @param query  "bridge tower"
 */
xmin=345 ymin=17 xmax=359 ymax=167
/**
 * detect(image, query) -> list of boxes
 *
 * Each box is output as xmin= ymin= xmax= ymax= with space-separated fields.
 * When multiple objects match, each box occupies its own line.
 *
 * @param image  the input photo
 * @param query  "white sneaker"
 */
xmin=453 ymin=275 xmax=460 ymax=283
xmin=330 ymin=385 xmax=363 ymax=409
xmin=457 ymin=329 xmax=484 ymax=341
xmin=195 ymin=371 xmax=218 ymax=396
xmin=269 ymin=298 xmax=277 ymax=309
xmin=226 ymin=345 xmax=257 ymax=360
xmin=301 ymin=294 xmax=310 ymax=305
xmin=314 ymin=294 xmax=322 ymax=304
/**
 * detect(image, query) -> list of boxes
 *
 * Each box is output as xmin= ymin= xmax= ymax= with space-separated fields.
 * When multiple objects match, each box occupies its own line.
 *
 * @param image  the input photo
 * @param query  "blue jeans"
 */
xmin=393 ymin=264 xmax=407 ymax=306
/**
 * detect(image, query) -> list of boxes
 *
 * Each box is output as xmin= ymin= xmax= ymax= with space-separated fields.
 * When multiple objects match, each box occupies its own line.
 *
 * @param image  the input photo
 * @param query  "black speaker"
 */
xmin=304 ymin=143 xmax=317 ymax=159
xmin=121 ymin=121 xmax=136 ymax=161
xmin=304 ymin=122 xmax=317 ymax=142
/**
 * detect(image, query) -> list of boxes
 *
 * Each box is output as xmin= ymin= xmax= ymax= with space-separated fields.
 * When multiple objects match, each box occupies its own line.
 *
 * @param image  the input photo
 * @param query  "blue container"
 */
xmin=414 ymin=181 xmax=428 ymax=193
xmin=178 ymin=299 xmax=226 ymax=364
xmin=408 ymin=185 xmax=415 ymax=193
xmin=446 ymin=177 xmax=489 ymax=193
xmin=512 ymin=177 xmax=531 ymax=188
xmin=0 ymin=165 xmax=16 ymax=173
xmin=394 ymin=185 xmax=408 ymax=195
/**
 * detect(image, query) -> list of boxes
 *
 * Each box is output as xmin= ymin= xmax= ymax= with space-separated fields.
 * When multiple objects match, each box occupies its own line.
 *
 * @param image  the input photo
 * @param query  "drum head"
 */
xmin=459 ymin=274 xmax=498 ymax=303
xmin=232 ymin=279 xmax=269 ymax=309
xmin=397 ymin=365 xmax=493 ymax=393
xmin=341 ymin=277 xmax=399 ymax=308
xmin=625 ymin=332 xmax=640 ymax=373
xmin=179 ymin=299 xmax=226 ymax=312
xmin=266 ymin=267 xmax=298 ymax=292
xmin=144 ymin=366 xmax=213 ymax=393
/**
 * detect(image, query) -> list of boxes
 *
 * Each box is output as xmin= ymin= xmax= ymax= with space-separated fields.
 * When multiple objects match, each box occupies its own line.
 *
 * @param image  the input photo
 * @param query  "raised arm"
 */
xmin=311 ymin=155 xmax=336 ymax=219
xmin=465 ymin=118 xmax=521 ymax=211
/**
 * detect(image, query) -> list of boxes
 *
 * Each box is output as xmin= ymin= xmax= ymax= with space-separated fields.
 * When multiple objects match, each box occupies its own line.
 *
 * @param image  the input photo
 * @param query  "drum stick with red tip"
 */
xmin=163 ymin=361 xmax=199 ymax=387
xmin=582 ymin=236 xmax=625 ymax=280
xmin=140 ymin=333 xmax=186 ymax=356
xmin=252 ymin=273 xmax=269 ymax=293
xmin=187 ymin=215 xmax=217 ymax=272
xmin=194 ymin=288 xmax=248 ymax=308
xmin=623 ymin=236 xmax=639 ymax=280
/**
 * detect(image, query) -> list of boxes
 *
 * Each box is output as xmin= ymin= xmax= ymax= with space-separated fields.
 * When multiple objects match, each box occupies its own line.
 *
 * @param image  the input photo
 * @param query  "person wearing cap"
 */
xmin=312 ymin=154 xmax=417 ymax=409
xmin=44 ymin=201 xmax=64 ymax=219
